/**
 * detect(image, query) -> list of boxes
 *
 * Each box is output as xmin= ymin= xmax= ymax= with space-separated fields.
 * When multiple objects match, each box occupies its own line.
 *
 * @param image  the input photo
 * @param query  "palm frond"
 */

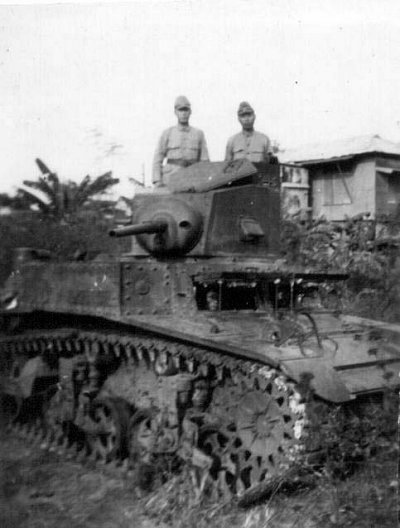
xmin=35 ymin=159 xmax=60 ymax=196
xmin=23 ymin=178 xmax=58 ymax=203
xmin=18 ymin=185 xmax=53 ymax=214
xmin=75 ymin=172 xmax=119 ymax=206
xmin=74 ymin=175 xmax=92 ymax=207
xmin=35 ymin=158 xmax=52 ymax=175
xmin=26 ymin=161 xmax=119 ymax=217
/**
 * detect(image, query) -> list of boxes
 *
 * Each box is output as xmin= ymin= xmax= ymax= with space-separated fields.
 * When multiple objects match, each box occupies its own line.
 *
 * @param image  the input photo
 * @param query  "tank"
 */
xmin=0 ymin=159 xmax=399 ymax=501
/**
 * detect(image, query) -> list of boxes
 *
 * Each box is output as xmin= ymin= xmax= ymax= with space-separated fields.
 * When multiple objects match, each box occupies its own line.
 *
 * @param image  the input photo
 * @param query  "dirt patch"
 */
xmin=0 ymin=429 xmax=397 ymax=528
xmin=0 ymin=431 xmax=160 ymax=528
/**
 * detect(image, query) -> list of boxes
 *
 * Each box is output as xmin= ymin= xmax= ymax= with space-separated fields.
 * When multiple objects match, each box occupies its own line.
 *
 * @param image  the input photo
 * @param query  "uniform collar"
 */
xmin=242 ymin=129 xmax=255 ymax=137
xmin=177 ymin=124 xmax=191 ymax=131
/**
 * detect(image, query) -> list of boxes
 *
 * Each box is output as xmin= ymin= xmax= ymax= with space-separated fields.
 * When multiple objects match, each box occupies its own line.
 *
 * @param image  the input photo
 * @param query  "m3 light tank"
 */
xmin=0 ymin=159 xmax=399 ymax=500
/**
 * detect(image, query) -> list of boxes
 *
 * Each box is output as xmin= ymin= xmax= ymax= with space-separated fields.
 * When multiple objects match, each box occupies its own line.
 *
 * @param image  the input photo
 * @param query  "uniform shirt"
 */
xmin=152 ymin=124 xmax=209 ymax=185
xmin=225 ymin=130 xmax=271 ymax=163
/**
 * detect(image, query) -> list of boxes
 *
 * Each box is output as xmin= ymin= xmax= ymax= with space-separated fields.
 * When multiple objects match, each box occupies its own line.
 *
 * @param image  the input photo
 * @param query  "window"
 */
xmin=322 ymin=162 xmax=353 ymax=205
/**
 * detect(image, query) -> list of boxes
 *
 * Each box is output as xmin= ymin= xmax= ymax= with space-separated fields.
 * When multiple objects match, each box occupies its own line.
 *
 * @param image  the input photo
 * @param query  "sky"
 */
xmin=1 ymin=0 xmax=400 ymax=196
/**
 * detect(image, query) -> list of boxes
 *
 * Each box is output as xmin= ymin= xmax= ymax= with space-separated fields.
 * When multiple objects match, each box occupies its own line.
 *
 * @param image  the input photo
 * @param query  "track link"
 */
xmin=0 ymin=328 xmax=306 ymax=501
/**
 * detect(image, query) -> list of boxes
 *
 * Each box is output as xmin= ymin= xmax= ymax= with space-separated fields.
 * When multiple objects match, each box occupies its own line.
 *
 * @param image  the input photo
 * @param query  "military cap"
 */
xmin=174 ymin=95 xmax=191 ymax=110
xmin=237 ymin=101 xmax=254 ymax=115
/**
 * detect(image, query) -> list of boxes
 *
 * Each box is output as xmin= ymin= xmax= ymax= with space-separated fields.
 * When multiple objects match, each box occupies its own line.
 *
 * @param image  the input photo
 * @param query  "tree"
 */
xmin=18 ymin=159 xmax=119 ymax=218
xmin=0 ymin=191 xmax=33 ymax=210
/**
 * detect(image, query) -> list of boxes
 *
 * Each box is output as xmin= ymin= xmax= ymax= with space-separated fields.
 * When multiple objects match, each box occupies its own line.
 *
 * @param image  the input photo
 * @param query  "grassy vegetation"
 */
xmin=281 ymin=213 xmax=400 ymax=322
xmin=0 ymin=424 xmax=396 ymax=528
xmin=140 ymin=391 xmax=398 ymax=527
xmin=137 ymin=455 xmax=397 ymax=527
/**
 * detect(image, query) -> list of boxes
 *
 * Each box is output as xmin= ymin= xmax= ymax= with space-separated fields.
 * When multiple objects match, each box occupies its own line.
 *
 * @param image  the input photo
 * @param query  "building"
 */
xmin=280 ymin=134 xmax=400 ymax=221
xmin=280 ymin=164 xmax=309 ymax=216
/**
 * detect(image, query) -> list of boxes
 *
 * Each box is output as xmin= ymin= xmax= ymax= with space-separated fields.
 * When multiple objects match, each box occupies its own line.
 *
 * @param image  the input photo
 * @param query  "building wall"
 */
xmin=311 ymin=158 xmax=376 ymax=220
xmin=375 ymin=157 xmax=400 ymax=216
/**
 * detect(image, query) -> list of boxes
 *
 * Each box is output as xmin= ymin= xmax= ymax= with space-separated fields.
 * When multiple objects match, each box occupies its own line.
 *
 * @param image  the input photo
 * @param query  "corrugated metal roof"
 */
xmin=280 ymin=134 xmax=400 ymax=164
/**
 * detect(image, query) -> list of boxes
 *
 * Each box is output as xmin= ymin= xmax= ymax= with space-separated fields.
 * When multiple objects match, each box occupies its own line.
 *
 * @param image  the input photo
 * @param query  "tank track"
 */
xmin=0 ymin=327 xmax=308 ymax=501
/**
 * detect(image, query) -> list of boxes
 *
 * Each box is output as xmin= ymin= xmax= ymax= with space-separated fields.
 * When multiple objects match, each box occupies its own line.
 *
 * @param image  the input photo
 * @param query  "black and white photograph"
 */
xmin=0 ymin=1 xmax=399 ymax=526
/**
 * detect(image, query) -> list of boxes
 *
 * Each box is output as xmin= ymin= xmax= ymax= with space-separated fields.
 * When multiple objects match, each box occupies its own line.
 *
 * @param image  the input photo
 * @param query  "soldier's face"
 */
xmin=175 ymin=107 xmax=191 ymax=125
xmin=239 ymin=111 xmax=256 ymax=131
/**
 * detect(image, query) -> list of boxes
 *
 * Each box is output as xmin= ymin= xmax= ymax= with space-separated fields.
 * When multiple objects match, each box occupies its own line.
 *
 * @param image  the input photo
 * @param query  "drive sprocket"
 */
xmin=199 ymin=367 xmax=305 ymax=497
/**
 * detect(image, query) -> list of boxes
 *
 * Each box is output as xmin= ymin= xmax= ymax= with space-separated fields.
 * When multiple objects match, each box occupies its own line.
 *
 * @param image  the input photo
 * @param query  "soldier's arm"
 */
xmin=199 ymin=131 xmax=210 ymax=161
xmin=264 ymin=135 xmax=273 ymax=160
xmin=268 ymin=136 xmax=274 ymax=155
xmin=265 ymin=135 xmax=279 ymax=163
xmin=224 ymin=137 xmax=234 ymax=162
xmin=152 ymin=130 xmax=169 ymax=186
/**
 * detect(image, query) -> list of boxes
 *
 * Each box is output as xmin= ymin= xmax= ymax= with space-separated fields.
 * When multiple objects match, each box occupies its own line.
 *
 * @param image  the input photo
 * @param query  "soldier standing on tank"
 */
xmin=225 ymin=102 xmax=273 ymax=163
xmin=152 ymin=96 xmax=210 ymax=187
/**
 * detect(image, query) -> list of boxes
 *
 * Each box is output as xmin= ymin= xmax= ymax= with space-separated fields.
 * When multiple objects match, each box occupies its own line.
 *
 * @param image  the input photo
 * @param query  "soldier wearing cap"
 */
xmin=225 ymin=102 xmax=272 ymax=164
xmin=152 ymin=96 xmax=209 ymax=187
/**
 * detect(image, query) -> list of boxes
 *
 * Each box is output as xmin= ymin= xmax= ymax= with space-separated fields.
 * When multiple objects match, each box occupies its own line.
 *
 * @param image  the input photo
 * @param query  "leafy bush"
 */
xmin=304 ymin=391 xmax=398 ymax=480
xmin=281 ymin=212 xmax=400 ymax=321
xmin=0 ymin=211 xmax=125 ymax=284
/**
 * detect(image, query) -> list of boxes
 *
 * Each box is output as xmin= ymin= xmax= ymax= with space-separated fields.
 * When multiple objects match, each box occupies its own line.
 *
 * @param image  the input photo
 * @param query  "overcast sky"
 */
xmin=1 ymin=0 xmax=400 ymax=195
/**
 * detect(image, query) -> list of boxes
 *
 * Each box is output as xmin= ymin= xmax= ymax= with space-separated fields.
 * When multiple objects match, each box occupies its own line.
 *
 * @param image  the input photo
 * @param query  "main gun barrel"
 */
xmin=109 ymin=220 xmax=167 ymax=238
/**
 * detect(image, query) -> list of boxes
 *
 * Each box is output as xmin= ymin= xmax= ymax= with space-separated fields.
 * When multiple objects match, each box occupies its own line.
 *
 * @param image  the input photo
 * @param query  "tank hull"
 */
xmin=1 ymin=162 xmax=399 ymax=500
xmin=2 ymin=257 xmax=399 ymax=401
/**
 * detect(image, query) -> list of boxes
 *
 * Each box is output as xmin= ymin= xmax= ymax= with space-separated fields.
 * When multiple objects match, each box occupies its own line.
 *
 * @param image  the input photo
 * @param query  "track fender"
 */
xmin=280 ymin=357 xmax=352 ymax=403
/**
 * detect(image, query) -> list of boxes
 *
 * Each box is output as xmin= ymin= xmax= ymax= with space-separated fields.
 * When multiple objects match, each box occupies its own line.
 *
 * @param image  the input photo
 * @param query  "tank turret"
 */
xmin=111 ymin=160 xmax=281 ymax=258
xmin=110 ymin=197 xmax=203 ymax=256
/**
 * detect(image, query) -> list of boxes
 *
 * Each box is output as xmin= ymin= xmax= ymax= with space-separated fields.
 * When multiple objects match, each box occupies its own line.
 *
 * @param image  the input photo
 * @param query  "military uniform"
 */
xmin=225 ymin=101 xmax=272 ymax=163
xmin=152 ymin=125 xmax=209 ymax=185
xmin=225 ymin=130 xmax=271 ymax=163
xmin=152 ymin=95 xmax=209 ymax=186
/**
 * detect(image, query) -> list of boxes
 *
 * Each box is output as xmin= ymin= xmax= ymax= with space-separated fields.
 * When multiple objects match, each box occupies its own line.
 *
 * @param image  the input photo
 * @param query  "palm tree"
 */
xmin=19 ymin=159 xmax=119 ymax=218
